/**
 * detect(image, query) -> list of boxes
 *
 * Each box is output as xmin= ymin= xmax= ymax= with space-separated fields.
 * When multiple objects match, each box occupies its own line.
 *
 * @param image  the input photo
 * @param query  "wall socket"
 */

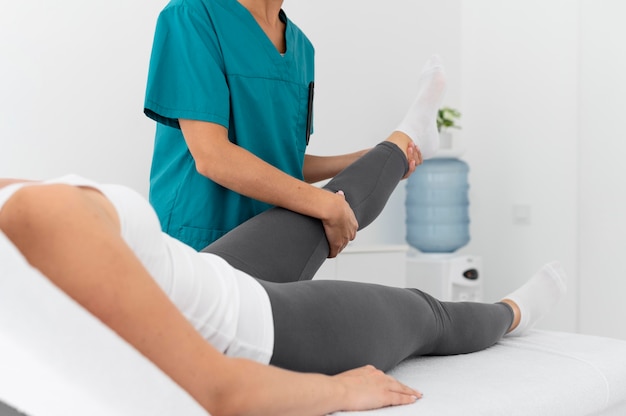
xmin=512 ymin=204 xmax=531 ymax=225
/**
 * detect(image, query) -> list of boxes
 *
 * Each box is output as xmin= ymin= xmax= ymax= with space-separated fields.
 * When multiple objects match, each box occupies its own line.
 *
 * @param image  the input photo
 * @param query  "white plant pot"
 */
xmin=440 ymin=130 xmax=454 ymax=149
xmin=434 ymin=129 xmax=465 ymax=158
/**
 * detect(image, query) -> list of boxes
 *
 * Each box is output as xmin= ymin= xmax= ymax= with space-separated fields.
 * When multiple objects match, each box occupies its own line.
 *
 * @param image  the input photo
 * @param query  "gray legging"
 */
xmin=204 ymin=141 xmax=513 ymax=374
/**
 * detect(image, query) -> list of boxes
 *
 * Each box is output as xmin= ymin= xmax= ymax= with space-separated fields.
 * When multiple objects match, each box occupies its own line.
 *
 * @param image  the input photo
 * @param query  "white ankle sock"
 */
xmin=504 ymin=261 xmax=567 ymax=336
xmin=395 ymin=55 xmax=447 ymax=159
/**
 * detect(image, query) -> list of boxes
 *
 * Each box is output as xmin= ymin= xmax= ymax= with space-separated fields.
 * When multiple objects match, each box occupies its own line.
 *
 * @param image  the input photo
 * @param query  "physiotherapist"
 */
xmin=144 ymin=0 xmax=389 ymax=255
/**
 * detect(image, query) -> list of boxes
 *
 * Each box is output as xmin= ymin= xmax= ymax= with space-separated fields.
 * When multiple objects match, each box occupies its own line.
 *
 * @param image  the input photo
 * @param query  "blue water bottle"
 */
xmin=405 ymin=158 xmax=470 ymax=253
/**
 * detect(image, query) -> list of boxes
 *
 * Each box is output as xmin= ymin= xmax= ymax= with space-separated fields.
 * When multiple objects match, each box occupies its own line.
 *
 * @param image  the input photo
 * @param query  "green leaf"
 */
xmin=437 ymin=106 xmax=462 ymax=132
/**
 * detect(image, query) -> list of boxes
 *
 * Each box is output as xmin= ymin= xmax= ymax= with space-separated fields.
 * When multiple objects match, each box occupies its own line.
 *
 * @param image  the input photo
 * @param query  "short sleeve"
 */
xmin=144 ymin=4 xmax=230 ymax=129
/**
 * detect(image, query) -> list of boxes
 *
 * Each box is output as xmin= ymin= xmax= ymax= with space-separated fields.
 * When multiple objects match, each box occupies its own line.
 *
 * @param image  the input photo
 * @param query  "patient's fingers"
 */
xmin=334 ymin=365 xmax=421 ymax=411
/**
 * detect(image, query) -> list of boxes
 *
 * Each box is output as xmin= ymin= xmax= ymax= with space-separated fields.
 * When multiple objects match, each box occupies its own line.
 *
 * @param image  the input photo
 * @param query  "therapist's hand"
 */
xmin=403 ymin=140 xmax=422 ymax=179
xmin=323 ymin=190 xmax=358 ymax=258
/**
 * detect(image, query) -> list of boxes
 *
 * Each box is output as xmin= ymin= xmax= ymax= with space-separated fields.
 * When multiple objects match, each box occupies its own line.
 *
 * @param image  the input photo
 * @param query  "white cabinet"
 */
xmin=313 ymin=245 xmax=408 ymax=288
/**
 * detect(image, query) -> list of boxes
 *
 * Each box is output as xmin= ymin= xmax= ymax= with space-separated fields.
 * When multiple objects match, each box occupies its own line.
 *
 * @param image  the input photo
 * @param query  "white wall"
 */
xmin=0 ymin=0 xmax=164 ymax=194
xmin=2 ymin=0 xmax=625 ymax=339
xmin=292 ymin=0 xmax=583 ymax=334
xmin=460 ymin=0 xmax=626 ymax=340
xmin=1 ymin=0 xmax=461 ymax=242
xmin=459 ymin=0 xmax=580 ymax=332
xmin=579 ymin=0 xmax=626 ymax=339
xmin=286 ymin=0 xmax=463 ymax=246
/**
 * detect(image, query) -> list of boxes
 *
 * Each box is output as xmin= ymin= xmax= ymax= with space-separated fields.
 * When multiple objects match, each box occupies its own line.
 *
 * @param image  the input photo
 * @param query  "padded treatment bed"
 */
xmin=1 ymin=231 xmax=626 ymax=416
xmin=336 ymin=330 xmax=626 ymax=415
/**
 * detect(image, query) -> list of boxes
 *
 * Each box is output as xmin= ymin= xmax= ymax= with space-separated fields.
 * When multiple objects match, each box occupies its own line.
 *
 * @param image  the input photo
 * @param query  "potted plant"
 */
xmin=437 ymin=107 xmax=461 ymax=150
xmin=437 ymin=107 xmax=462 ymax=132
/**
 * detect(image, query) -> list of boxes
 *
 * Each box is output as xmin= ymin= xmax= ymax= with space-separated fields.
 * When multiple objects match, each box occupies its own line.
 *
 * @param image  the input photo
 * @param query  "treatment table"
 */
xmin=1 ymin=232 xmax=625 ymax=416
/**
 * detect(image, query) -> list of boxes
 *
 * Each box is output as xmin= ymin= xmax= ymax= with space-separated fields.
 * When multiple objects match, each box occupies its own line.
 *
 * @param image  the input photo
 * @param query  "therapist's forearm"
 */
xmin=180 ymin=118 xmax=357 ymax=256
xmin=199 ymin=143 xmax=361 ymax=257
xmin=303 ymin=150 xmax=370 ymax=184
xmin=180 ymin=119 xmax=329 ymax=218
xmin=193 ymin=136 xmax=343 ymax=222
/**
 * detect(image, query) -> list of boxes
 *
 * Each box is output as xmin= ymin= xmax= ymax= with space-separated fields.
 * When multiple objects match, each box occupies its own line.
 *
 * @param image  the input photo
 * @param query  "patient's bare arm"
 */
xmin=0 ymin=178 xmax=34 ymax=188
xmin=0 ymin=183 xmax=419 ymax=415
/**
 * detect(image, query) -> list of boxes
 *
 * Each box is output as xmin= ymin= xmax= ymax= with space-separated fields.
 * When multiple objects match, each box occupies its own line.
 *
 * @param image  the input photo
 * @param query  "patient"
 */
xmin=0 ymin=58 xmax=566 ymax=416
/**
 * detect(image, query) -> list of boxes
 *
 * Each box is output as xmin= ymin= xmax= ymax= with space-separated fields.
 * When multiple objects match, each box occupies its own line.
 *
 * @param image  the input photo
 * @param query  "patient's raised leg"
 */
xmin=203 ymin=139 xmax=409 ymax=283
xmin=395 ymin=54 xmax=446 ymax=159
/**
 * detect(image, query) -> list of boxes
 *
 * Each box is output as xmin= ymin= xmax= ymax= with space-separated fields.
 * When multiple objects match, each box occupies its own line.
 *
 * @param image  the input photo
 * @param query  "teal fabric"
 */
xmin=144 ymin=0 xmax=314 ymax=250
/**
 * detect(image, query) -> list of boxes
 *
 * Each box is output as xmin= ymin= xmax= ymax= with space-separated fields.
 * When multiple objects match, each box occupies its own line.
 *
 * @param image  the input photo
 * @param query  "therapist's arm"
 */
xmin=303 ymin=143 xmax=420 ymax=184
xmin=302 ymin=152 xmax=370 ymax=184
xmin=179 ymin=119 xmax=357 ymax=257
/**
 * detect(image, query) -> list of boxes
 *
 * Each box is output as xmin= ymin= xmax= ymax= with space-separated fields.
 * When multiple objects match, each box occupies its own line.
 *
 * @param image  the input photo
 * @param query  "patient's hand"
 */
xmin=333 ymin=365 xmax=421 ymax=411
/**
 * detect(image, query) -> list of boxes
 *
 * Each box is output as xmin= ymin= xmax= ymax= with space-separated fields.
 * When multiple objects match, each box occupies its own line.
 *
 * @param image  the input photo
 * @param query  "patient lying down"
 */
xmin=0 ymin=58 xmax=566 ymax=416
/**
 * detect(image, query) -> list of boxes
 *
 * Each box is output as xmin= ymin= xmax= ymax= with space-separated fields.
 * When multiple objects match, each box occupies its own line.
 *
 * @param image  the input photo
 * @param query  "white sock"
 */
xmin=395 ymin=55 xmax=447 ymax=159
xmin=504 ymin=261 xmax=567 ymax=336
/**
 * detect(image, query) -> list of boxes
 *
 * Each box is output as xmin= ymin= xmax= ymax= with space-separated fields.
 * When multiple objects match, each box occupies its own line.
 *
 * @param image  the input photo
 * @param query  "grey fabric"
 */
xmin=259 ymin=279 xmax=513 ymax=373
xmin=203 ymin=141 xmax=407 ymax=283
xmin=0 ymin=401 xmax=29 ymax=416
xmin=204 ymin=141 xmax=514 ymax=374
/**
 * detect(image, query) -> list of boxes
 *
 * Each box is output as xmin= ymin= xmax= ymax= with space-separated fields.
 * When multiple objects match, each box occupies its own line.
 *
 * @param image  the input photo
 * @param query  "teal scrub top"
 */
xmin=144 ymin=0 xmax=315 ymax=250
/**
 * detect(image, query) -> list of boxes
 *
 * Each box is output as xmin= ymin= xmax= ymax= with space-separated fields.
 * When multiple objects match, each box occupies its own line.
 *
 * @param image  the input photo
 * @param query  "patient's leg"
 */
xmin=395 ymin=54 xmax=446 ymax=159
xmin=203 ymin=138 xmax=410 ymax=283
xmin=263 ymin=262 xmax=567 ymax=374
xmin=262 ymin=278 xmax=513 ymax=374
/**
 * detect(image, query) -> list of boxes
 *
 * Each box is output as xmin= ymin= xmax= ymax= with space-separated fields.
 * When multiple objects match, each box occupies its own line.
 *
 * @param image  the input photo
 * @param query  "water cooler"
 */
xmin=405 ymin=144 xmax=483 ymax=301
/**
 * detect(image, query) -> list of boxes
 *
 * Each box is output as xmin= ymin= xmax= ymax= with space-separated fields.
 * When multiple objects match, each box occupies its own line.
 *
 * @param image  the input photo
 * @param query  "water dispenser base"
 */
xmin=406 ymin=252 xmax=483 ymax=302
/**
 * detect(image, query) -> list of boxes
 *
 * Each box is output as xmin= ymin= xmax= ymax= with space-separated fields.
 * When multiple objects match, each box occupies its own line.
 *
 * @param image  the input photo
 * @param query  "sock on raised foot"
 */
xmin=395 ymin=55 xmax=447 ymax=159
xmin=504 ymin=261 xmax=567 ymax=336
